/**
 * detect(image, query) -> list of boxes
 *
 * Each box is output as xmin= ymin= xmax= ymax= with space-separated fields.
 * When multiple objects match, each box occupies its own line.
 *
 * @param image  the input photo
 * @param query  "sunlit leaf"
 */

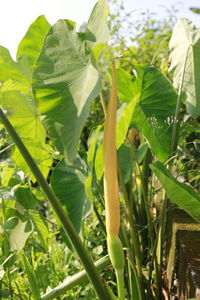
xmin=1 ymin=166 xmax=14 ymax=186
xmin=116 ymin=96 xmax=137 ymax=148
xmin=117 ymin=68 xmax=135 ymax=103
xmin=0 ymin=91 xmax=52 ymax=178
xmin=32 ymin=20 xmax=101 ymax=161
xmin=0 ymin=47 xmax=28 ymax=83
xmin=87 ymin=0 xmax=110 ymax=46
xmin=169 ymin=18 xmax=200 ymax=117
xmin=17 ymin=15 xmax=50 ymax=70
xmin=9 ymin=218 xmax=33 ymax=251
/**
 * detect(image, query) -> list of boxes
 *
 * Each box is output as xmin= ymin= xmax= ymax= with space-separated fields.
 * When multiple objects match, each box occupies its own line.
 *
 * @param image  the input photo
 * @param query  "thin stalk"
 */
xmin=156 ymin=188 xmax=166 ymax=299
xmin=0 ymin=143 xmax=14 ymax=154
xmin=129 ymin=142 xmax=154 ymax=252
xmin=94 ymin=179 xmax=105 ymax=208
xmin=127 ymin=260 xmax=134 ymax=300
xmin=0 ymin=106 xmax=111 ymax=300
xmin=148 ymin=190 xmax=166 ymax=300
xmin=41 ymin=255 xmax=111 ymax=300
xmin=170 ymin=46 xmax=190 ymax=154
xmin=93 ymin=203 xmax=106 ymax=235
xmin=128 ymin=262 xmax=143 ymax=300
xmin=116 ymin=270 xmax=125 ymax=300
xmin=104 ymin=283 xmax=118 ymax=300
xmin=117 ymin=162 xmax=145 ymax=299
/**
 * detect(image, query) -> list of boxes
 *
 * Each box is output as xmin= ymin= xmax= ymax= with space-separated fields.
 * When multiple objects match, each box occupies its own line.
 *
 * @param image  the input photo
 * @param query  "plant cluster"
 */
xmin=0 ymin=0 xmax=200 ymax=299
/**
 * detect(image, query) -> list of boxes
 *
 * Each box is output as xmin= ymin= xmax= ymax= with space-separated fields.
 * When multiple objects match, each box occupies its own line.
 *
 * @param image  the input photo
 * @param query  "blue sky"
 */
xmin=0 ymin=0 xmax=199 ymax=58
xmin=123 ymin=0 xmax=200 ymax=26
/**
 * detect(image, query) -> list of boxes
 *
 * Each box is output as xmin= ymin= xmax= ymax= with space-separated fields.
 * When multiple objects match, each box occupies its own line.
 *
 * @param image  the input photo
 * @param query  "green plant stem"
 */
xmin=116 ymin=269 xmax=125 ymax=300
xmin=117 ymin=161 xmax=145 ymax=299
xmin=0 ymin=143 xmax=14 ymax=154
xmin=41 ymin=255 xmax=111 ymax=300
xmin=93 ymin=203 xmax=106 ymax=235
xmin=104 ymin=283 xmax=118 ymax=300
xmin=129 ymin=142 xmax=154 ymax=252
xmin=0 ymin=106 xmax=111 ymax=300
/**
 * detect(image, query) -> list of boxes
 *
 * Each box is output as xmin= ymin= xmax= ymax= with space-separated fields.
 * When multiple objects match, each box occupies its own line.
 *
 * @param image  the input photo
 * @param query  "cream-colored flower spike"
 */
xmin=103 ymin=62 xmax=125 ymax=300
xmin=103 ymin=62 xmax=120 ymax=236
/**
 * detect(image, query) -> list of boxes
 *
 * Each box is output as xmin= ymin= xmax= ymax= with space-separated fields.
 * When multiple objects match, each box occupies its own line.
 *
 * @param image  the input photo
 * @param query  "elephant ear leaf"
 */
xmin=87 ymin=0 xmax=110 ymax=46
xmin=0 ymin=46 xmax=27 ymax=83
xmin=17 ymin=15 xmax=51 ymax=71
xmin=151 ymin=161 xmax=200 ymax=223
xmin=169 ymin=18 xmax=200 ymax=118
xmin=32 ymin=20 xmax=101 ymax=161
xmin=132 ymin=64 xmax=177 ymax=162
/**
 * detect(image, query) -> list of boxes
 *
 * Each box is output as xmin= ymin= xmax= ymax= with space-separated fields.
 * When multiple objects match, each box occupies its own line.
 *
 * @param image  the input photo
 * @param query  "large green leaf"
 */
xmin=0 ymin=46 xmax=28 ymax=83
xmin=87 ymin=0 xmax=110 ymax=46
xmin=0 ymin=16 xmax=50 ymax=94
xmin=32 ymin=20 xmax=101 ymax=161
xmin=50 ymin=154 xmax=90 ymax=235
xmin=0 ymin=91 xmax=52 ymax=178
xmin=151 ymin=161 xmax=200 ymax=223
xmin=132 ymin=64 xmax=177 ymax=161
xmin=169 ymin=18 xmax=200 ymax=118
xmin=17 ymin=15 xmax=51 ymax=71
xmin=117 ymin=68 xmax=135 ymax=103
xmin=86 ymin=0 xmax=110 ymax=65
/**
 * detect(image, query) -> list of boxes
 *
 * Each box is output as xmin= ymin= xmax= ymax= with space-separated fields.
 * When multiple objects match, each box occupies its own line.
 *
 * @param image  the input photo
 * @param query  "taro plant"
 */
xmin=0 ymin=0 xmax=200 ymax=299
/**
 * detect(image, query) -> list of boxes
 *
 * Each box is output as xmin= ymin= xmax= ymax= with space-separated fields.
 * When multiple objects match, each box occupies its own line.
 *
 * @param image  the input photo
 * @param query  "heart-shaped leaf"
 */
xmin=132 ymin=64 xmax=177 ymax=161
xmin=17 ymin=15 xmax=50 ymax=70
xmin=169 ymin=18 xmax=200 ymax=118
xmin=32 ymin=20 xmax=101 ymax=161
